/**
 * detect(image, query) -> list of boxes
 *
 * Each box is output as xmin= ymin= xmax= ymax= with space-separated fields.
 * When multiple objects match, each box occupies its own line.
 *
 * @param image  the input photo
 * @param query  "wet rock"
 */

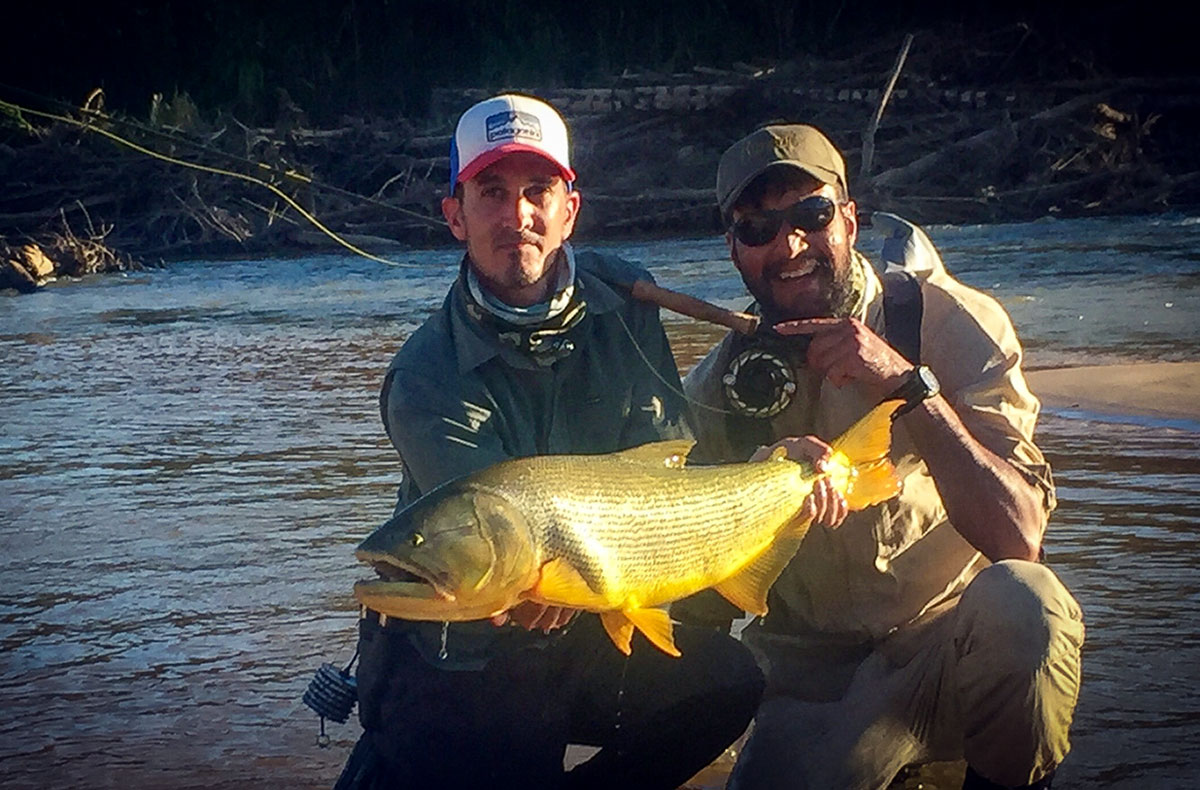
xmin=18 ymin=244 xmax=55 ymax=279
xmin=0 ymin=255 xmax=43 ymax=293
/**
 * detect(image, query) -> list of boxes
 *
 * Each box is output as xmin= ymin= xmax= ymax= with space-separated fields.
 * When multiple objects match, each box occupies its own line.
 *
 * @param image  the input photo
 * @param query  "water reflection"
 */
xmin=1 ymin=217 xmax=1199 ymax=788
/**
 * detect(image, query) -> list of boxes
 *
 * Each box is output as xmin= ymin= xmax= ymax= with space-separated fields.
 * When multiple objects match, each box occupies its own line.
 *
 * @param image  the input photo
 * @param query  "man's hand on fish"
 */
xmin=490 ymin=601 xmax=579 ymax=633
xmin=752 ymin=436 xmax=848 ymax=528
xmin=773 ymin=317 xmax=913 ymax=400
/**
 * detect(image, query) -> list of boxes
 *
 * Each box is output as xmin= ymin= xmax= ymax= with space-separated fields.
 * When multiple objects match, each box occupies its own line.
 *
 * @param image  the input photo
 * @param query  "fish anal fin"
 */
xmin=713 ymin=535 xmax=805 ymax=616
xmin=623 ymin=608 xmax=681 ymax=657
xmin=782 ymin=512 xmax=815 ymax=539
xmin=609 ymin=439 xmax=695 ymax=469
xmin=533 ymin=558 xmax=608 ymax=608
xmin=600 ymin=611 xmax=635 ymax=655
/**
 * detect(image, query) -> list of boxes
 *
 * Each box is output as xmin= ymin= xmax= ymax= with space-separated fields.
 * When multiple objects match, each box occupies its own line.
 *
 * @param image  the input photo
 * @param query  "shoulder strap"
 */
xmin=881 ymin=270 xmax=923 ymax=364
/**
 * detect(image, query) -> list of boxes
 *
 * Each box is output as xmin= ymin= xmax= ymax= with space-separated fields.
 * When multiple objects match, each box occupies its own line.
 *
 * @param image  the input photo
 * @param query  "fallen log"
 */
xmin=868 ymin=93 xmax=1107 ymax=190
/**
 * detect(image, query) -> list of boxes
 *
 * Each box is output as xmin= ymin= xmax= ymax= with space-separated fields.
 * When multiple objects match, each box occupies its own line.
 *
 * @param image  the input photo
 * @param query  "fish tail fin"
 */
xmin=832 ymin=399 xmax=903 ymax=511
xmin=844 ymin=458 xmax=902 ymax=511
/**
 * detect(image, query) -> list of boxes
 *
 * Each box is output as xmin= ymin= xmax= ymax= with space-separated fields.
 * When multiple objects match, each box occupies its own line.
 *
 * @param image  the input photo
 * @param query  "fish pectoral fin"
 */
xmin=533 ymin=558 xmax=608 ymax=608
xmin=623 ymin=607 xmax=682 ymax=657
xmin=609 ymin=439 xmax=696 ymax=469
xmin=713 ymin=536 xmax=805 ymax=616
xmin=600 ymin=611 xmax=635 ymax=655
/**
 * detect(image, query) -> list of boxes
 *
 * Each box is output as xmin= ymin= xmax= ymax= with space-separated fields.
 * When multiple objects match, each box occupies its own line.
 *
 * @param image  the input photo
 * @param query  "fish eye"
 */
xmin=410 ymin=532 xmax=424 ymax=547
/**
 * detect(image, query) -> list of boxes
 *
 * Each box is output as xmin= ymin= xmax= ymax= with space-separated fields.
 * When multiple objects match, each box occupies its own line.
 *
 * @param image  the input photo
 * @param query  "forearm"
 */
xmin=901 ymin=395 xmax=1046 ymax=562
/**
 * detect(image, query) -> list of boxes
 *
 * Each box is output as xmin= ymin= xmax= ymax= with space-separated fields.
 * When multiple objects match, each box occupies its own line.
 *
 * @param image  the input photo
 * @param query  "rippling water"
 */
xmin=2 ymin=215 xmax=1198 ymax=789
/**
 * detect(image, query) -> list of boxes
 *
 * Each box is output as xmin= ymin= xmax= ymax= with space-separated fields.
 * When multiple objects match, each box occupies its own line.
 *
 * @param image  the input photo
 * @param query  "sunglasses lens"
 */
xmin=732 ymin=196 xmax=837 ymax=246
xmin=788 ymin=196 xmax=836 ymax=232
xmin=733 ymin=216 xmax=781 ymax=246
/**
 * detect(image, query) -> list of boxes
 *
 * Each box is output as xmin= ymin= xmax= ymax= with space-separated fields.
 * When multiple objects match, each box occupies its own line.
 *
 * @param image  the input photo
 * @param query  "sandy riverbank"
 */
xmin=1027 ymin=361 xmax=1200 ymax=422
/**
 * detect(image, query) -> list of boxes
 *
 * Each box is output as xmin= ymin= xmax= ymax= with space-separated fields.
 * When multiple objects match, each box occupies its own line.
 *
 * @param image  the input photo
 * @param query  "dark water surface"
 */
xmin=2 ymin=216 xmax=1199 ymax=788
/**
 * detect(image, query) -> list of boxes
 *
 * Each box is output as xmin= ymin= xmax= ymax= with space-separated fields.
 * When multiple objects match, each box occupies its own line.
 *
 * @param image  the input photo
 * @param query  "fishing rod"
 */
xmin=626 ymin=279 xmax=758 ymax=335
xmin=2 ymin=90 xmax=761 ymax=332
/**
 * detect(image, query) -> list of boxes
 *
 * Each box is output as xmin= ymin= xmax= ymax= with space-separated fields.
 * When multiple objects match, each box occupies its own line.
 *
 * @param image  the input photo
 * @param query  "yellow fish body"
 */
xmin=355 ymin=400 xmax=902 ymax=656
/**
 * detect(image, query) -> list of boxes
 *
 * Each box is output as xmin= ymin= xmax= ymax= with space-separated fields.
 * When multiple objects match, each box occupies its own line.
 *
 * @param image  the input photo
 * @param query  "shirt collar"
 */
xmin=447 ymin=245 xmax=624 ymax=375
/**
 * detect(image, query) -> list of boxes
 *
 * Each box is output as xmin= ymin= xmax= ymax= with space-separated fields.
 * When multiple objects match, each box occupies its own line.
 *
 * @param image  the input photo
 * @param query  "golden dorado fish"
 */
xmin=354 ymin=400 xmax=903 ymax=656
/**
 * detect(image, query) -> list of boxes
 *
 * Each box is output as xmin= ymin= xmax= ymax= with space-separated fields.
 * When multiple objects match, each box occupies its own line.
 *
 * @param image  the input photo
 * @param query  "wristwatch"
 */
xmin=885 ymin=364 xmax=940 ymax=417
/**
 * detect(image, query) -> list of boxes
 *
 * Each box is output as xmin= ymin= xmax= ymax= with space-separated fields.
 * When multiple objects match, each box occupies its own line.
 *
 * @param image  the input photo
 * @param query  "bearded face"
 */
xmin=727 ymin=181 xmax=859 ymax=323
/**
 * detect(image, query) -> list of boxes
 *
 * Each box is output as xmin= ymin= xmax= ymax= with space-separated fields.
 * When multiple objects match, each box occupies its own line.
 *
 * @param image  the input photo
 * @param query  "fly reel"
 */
xmin=722 ymin=347 xmax=797 ymax=419
xmin=303 ymin=658 xmax=357 ymax=747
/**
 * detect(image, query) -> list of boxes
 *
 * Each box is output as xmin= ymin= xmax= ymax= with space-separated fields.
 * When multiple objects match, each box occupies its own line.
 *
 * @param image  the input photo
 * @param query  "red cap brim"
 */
xmin=455 ymin=142 xmax=576 ymax=185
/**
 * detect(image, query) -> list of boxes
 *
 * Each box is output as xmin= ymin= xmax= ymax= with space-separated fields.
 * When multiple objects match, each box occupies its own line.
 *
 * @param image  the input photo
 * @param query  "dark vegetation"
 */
xmin=2 ymin=1 xmax=1197 ymax=284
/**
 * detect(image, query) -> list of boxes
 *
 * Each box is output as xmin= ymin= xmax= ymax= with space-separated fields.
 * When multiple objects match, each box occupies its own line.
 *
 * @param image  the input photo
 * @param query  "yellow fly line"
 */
xmin=0 ymin=96 xmax=440 ymax=268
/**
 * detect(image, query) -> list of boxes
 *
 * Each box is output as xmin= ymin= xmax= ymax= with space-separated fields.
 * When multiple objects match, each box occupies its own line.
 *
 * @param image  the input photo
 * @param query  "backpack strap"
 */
xmin=881 ymin=269 xmax=923 ymax=364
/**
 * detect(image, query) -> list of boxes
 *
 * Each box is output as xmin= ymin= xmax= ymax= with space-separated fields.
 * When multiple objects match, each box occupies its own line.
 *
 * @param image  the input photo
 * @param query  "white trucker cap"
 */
xmin=449 ymin=94 xmax=575 ymax=190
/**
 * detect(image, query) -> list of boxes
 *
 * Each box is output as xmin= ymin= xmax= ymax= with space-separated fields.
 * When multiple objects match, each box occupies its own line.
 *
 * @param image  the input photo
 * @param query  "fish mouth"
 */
xmin=353 ymin=551 xmax=457 ymax=603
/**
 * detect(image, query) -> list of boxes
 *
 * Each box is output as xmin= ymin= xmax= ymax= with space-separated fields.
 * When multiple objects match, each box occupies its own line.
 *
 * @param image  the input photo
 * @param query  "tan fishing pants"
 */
xmin=730 ymin=560 xmax=1084 ymax=789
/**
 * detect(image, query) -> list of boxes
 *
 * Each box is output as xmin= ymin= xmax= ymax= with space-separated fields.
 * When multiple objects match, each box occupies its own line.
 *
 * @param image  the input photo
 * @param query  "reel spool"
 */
xmin=722 ymin=347 xmax=797 ymax=419
xmin=303 ymin=659 xmax=357 ymax=747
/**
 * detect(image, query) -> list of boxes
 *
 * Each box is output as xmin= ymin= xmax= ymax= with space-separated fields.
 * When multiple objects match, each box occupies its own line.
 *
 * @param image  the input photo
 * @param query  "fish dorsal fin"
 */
xmin=713 ymin=534 xmax=806 ymax=616
xmin=623 ymin=607 xmax=682 ymax=657
xmin=608 ymin=440 xmax=695 ymax=469
xmin=533 ymin=558 xmax=607 ymax=608
xmin=600 ymin=611 xmax=635 ymax=655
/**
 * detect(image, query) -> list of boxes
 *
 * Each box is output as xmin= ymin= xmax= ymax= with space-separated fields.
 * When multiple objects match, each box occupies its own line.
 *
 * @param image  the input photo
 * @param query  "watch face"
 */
xmin=917 ymin=365 xmax=940 ymax=398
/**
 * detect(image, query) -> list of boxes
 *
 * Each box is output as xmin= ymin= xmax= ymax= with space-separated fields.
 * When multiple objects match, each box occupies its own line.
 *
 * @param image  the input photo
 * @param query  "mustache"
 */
xmin=496 ymin=229 xmax=544 ymax=248
xmin=765 ymin=254 xmax=832 ymax=278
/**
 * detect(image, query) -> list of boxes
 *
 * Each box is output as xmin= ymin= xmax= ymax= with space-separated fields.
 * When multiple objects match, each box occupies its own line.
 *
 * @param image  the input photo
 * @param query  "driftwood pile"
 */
xmin=568 ymin=57 xmax=1200 ymax=231
xmin=2 ymin=38 xmax=1198 ymax=282
xmin=0 ymin=211 xmax=147 ymax=293
xmin=0 ymin=98 xmax=449 ymax=265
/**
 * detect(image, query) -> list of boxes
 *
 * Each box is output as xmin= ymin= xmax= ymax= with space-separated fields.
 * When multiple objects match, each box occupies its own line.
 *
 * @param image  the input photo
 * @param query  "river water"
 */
xmin=2 ymin=215 xmax=1199 ymax=789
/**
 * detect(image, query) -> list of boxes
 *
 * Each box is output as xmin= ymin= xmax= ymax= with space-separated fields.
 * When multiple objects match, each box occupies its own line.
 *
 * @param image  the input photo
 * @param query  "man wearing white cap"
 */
xmin=333 ymin=94 xmax=763 ymax=789
xmin=675 ymin=124 xmax=1083 ymax=789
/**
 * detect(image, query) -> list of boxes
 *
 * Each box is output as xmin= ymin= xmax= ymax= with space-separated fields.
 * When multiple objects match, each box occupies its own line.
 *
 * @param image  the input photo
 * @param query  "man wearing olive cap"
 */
xmin=333 ymin=94 xmax=762 ymax=790
xmin=676 ymin=124 xmax=1083 ymax=790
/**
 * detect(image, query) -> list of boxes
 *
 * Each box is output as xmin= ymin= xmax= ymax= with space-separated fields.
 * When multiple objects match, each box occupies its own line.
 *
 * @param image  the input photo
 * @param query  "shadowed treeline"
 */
xmin=3 ymin=1 xmax=1193 ymax=123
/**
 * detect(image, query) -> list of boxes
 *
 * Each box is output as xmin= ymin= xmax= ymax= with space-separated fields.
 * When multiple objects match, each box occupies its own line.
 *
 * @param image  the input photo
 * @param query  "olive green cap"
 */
xmin=716 ymin=124 xmax=847 ymax=219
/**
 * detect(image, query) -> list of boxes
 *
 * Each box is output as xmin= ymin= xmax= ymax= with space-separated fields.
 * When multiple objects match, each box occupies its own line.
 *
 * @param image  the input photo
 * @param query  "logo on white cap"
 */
xmin=485 ymin=110 xmax=542 ymax=143
xmin=450 ymin=94 xmax=575 ymax=190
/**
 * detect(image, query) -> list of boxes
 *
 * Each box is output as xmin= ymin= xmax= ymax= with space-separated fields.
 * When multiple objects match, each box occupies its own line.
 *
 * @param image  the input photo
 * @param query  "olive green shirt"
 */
xmin=379 ymin=248 xmax=691 ymax=667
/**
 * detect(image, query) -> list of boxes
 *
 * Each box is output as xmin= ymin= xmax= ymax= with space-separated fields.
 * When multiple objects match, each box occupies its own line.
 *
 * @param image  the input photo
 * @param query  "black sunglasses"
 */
xmin=730 ymin=195 xmax=839 ymax=247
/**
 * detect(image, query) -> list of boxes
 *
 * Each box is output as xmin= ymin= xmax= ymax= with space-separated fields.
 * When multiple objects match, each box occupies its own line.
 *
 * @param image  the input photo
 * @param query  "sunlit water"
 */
xmin=2 ymin=215 xmax=1198 ymax=789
